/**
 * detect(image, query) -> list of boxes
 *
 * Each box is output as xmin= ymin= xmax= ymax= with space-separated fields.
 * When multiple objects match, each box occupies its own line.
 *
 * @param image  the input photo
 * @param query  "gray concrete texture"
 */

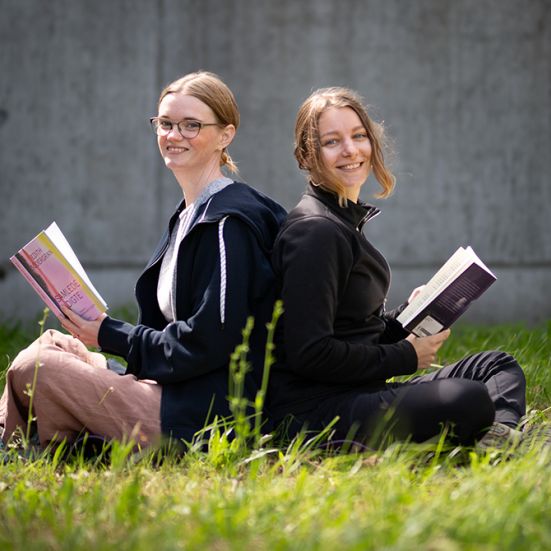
xmin=1 ymin=0 xmax=550 ymax=324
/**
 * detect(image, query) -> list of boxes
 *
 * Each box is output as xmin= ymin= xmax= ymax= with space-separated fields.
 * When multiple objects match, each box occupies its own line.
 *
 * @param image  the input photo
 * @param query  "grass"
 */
xmin=0 ymin=315 xmax=550 ymax=550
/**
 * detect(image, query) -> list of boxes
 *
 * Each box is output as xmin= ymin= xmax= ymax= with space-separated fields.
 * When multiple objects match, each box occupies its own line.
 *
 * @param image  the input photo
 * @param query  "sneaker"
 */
xmin=476 ymin=422 xmax=522 ymax=451
xmin=519 ymin=424 xmax=551 ymax=453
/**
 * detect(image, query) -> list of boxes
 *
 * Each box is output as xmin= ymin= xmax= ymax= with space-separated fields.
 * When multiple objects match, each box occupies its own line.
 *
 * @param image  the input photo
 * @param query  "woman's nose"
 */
xmin=167 ymin=125 xmax=183 ymax=140
xmin=342 ymin=139 xmax=357 ymax=156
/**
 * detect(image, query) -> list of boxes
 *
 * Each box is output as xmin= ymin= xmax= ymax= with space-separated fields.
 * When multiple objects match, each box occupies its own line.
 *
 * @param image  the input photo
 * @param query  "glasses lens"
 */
xmin=163 ymin=120 xmax=176 ymax=135
xmin=150 ymin=119 xmax=205 ymax=138
xmin=150 ymin=119 xmax=168 ymax=135
xmin=177 ymin=121 xmax=202 ymax=139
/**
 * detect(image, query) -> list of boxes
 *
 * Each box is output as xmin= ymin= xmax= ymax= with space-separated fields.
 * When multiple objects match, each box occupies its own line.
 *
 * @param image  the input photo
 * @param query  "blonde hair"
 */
xmin=158 ymin=71 xmax=240 ymax=174
xmin=294 ymin=87 xmax=395 ymax=206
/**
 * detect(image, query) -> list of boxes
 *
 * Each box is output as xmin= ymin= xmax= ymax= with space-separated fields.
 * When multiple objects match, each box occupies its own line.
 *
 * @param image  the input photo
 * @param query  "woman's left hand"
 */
xmin=407 ymin=285 xmax=426 ymax=304
xmin=60 ymin=306 xmax=107 ymax=348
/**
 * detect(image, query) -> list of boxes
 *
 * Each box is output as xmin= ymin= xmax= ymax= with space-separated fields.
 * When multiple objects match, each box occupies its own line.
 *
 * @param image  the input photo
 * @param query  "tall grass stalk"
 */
xmin=227 ymin=316 xmax=255 ymax=454
xmin=23 ymin=308 xmax=50 ymax=446
xmin=254 ymin=300 xmax=283 ymax=442
xmin=226 ymin=302 xmax=283 ymax=457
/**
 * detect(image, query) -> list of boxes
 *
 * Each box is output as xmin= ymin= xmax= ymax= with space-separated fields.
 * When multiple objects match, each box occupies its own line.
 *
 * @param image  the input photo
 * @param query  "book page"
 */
xmin=398 ymin=247 xmax=471 ymax=326
xmin=43 ymin=223 xmax=107 ymax=307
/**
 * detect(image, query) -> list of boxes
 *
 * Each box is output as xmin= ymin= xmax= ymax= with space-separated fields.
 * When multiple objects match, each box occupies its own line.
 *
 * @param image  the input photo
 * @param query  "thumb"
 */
xmin=434 ymin=329 xmax=451 ymax=343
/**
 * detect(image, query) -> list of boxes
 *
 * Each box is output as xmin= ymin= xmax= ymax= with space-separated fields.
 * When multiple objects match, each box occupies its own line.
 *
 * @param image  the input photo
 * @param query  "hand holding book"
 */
xmin=406 ymin=329 xmax=450 ymax=369
xmin=397 ymin=246 xmax=496 ymax=337
xmin=60 ymin=305 xmax=106 ymax=347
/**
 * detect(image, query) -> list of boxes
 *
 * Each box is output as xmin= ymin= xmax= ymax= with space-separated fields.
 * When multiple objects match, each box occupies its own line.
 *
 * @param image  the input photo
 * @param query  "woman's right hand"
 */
xmin=405 ymin=329 xmax=451 ymax=370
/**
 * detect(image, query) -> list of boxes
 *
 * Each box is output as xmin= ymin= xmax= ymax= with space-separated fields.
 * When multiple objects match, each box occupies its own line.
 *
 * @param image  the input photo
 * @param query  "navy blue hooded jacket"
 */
xmin=98 ymin=182 xmax=287 ymax=443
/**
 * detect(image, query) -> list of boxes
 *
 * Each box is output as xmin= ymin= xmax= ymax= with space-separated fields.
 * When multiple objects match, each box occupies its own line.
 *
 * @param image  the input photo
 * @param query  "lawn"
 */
xmin=0 ymin=313 xmax=550 ymax=550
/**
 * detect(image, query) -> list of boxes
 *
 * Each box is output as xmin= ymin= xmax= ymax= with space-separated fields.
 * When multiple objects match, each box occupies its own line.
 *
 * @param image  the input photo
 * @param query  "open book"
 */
xmin=10 ymin=222 xmax=107 ymax=321
xmin=396 ymin=246 xmax=496 ymax=337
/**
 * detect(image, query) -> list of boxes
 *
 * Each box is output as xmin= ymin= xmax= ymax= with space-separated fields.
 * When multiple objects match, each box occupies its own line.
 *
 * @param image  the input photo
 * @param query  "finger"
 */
xmin=62 ymin=306 xmax=91 ymax=332
xmin=436 ymin=332 xmax=451 ymax=345
xmin=433 ymin=330 xmax=450 ymax=342
xmin=61 ymin=305 xmax=79 ymax=322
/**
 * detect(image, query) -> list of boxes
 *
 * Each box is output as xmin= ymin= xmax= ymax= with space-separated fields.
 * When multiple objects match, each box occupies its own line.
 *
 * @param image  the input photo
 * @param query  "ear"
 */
xmin=218 ymin=124 xmax=236 ymax=150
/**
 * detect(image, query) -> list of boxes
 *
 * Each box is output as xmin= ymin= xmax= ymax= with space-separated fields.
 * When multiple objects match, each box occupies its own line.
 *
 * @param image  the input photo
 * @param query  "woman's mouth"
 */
xmin=338 ymin=162 xmax=363 ymax=171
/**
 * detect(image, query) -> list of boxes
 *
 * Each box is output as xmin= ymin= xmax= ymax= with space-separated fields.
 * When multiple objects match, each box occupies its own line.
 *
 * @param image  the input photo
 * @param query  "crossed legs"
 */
xmin=0 ymin=329 xmax=161 ymax=449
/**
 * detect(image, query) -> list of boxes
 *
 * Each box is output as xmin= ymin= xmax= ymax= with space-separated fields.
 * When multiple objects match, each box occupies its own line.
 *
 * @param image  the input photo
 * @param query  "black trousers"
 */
xmin=298 ymin=351 xmax=526 ymax=446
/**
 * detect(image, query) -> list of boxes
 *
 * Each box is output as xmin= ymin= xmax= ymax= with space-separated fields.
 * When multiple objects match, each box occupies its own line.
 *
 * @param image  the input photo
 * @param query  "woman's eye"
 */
xmin=322 ymin=139 xmax=338 ymax=147
xmin=159 ymin=120 xmax=173 ymax=130
xmin=354 ymin=133 xmax=368 ymax=140
xmin=184 ymin=121 xmax=202 ymax=131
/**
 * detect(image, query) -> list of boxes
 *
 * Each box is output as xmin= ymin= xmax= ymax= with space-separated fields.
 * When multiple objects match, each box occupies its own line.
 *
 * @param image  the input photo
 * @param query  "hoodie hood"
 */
xmin=193 ymin=182 xmax=287 ymax=253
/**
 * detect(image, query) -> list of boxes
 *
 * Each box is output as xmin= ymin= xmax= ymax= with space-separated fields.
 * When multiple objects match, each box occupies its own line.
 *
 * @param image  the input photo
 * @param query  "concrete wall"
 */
xmin=1 ymin=0 xmax=550 ymax=324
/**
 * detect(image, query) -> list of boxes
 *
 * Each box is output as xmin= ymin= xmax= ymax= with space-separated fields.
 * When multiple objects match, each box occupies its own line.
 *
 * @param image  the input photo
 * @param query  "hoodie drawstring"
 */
xmin=218 ymin=216 xmax=229 ymax=328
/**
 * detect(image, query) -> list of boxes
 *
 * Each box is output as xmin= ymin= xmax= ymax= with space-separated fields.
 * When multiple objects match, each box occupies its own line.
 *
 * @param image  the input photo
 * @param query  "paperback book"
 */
xmin=10 ymin=222 xmax=107 ymax=321
xmin=397 ymin=246 xmax=496 ymax=337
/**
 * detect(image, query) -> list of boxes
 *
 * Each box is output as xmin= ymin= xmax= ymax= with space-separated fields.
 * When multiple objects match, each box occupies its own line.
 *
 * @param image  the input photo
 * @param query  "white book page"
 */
xmin=44 ymin=222 xmax=107 ymax=306
xmin=397 ymin=247 xmax=471 ymax=326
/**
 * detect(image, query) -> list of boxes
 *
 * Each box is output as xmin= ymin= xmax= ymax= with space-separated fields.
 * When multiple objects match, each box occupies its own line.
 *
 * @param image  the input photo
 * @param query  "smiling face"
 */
xmin=156 ymin=92 xmax=232 ymax=183
xmin=317 ymin=106 xmax=372 ymax=202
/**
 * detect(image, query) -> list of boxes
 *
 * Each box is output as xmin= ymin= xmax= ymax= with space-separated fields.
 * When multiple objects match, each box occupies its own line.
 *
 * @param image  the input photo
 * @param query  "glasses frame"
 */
xmin=149 ymin=117 xmax=222 ymax=139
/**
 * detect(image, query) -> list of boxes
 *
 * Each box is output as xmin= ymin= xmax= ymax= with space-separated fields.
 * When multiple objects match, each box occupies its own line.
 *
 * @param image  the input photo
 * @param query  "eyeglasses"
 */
xmin=149 ymin=117 xmax=222 ymax=139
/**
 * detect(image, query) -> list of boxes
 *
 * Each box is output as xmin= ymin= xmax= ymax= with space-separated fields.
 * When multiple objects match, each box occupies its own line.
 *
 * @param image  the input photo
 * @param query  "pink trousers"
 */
xmin=0 ymin=329 xmax=161 ymax=448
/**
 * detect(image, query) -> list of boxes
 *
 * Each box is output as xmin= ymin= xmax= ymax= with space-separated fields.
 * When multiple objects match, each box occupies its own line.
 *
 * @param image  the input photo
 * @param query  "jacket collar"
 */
xmin=305 ymin=183 xmax=380 ymax=231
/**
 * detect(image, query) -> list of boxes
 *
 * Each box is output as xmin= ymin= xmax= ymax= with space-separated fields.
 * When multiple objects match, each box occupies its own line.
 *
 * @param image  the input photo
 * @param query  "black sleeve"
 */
xmin=384 ymin=302 xmax=408 ymax=321
xmin=275 ymin=217 xmax=417 ymax=384
xmin=380 ymin=302 xmax=411 ymax=342
xmin=98 ymin=218 xmax=264 ymax=384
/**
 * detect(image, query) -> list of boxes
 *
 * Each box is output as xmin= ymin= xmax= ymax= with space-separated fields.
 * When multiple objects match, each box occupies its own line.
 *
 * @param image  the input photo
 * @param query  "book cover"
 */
xmin=397 ymin=247 xmax=496 ymax=337
xmin=10 ymin=222 xmax=107 ymax=321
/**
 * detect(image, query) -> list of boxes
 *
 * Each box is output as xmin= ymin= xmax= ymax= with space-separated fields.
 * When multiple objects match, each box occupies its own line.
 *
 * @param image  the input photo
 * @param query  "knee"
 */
xmin=39 ymin=329 xmax=67 ymax=346
xmin=486 ymin=350 xmax=524 ymax=374
xmin=445 ymin=378 xmax=491 ymax=407
xmin=471 ymin=350 xmax=526 ymax=390
xmin=7 ymin=341 xmax=59 ymax=395
xmin=6 ymin=357 xmax=39 ymax=397
xmin=503 ymin=352 xmax=525 ymax=381
xmin=490 ymin=350 xmax=526 ymax=388
xmin=440 ymin=379 xmax=495 ymax=431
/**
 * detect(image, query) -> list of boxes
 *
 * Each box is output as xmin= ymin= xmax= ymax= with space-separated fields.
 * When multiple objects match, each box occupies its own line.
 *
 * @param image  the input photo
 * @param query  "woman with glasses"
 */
xmin=1 ymin=71 xmax=286 ymax=453
xmin=269 ymin=87 xmax=528 ymax=449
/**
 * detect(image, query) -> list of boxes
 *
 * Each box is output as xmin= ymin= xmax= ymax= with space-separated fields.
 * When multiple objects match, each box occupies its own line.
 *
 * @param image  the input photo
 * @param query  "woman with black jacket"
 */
xmin=270 ymin=87 xmax=526 ymax=448
xmin=1 ymin=71 xmax=286 ymax=450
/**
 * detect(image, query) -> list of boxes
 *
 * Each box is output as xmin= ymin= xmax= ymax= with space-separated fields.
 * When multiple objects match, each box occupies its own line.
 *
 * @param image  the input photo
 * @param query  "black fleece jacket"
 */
xmin=269 ymin=184 xmax=418 ymax=419
xmin=98 ymin=183 xmax=287 ymax=443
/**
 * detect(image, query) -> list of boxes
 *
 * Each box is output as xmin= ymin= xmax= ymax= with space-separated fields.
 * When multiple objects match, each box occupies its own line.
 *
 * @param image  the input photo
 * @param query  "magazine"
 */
xmin=10 ymin=222 xmax=107 ymax=321
xmin=397 ymin=246 xmax=496 ymax=337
